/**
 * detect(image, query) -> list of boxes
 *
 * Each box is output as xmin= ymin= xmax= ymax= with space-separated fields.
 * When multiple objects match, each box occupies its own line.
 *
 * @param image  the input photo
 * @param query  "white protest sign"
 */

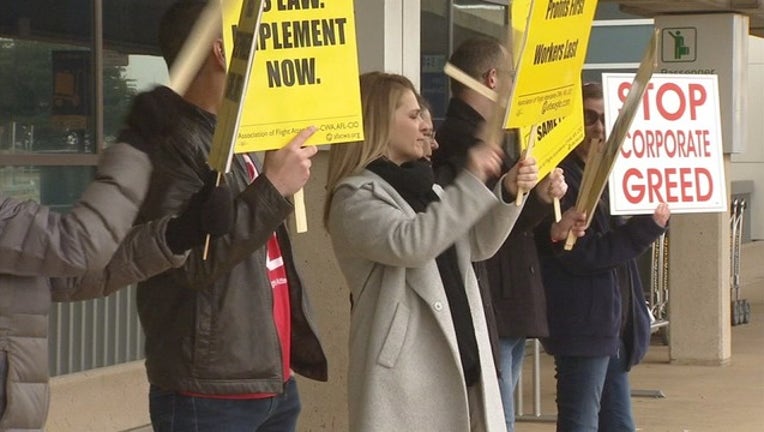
xmin=604 ymin=73 xmax=727 ymax=215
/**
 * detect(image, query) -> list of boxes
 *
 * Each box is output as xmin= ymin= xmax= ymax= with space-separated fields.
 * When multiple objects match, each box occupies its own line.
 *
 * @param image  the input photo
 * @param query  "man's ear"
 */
xmin=485 ymin=68 xmax=498 ymax=90
xmin=213 ymin=39 xmax=226 ymax=70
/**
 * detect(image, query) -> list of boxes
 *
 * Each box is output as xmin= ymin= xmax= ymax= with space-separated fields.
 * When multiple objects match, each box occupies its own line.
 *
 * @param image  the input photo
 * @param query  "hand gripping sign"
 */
xmin=212 ymin=0 xmax=363 ymax=234
xmin=564 ymin=29 xmax=659 ymax=250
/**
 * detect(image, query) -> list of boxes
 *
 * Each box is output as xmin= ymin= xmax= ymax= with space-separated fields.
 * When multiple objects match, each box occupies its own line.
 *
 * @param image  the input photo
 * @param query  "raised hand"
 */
xmin=653 ymin=202 xmax=670 ymax=228
xmin=263 ymin=126 xmax=318 ymax=196
xmin=536 ymin=167 xmax=567 ymax=204
xmin=465 ymin=143 xmax=504 ymax=183
xmin=502 ymin=155 xmax=539 ymax=199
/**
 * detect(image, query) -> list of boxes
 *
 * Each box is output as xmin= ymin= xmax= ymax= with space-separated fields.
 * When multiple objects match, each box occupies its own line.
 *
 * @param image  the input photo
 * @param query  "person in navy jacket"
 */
xmin=534 ymin=82 xmax=670 ymax=432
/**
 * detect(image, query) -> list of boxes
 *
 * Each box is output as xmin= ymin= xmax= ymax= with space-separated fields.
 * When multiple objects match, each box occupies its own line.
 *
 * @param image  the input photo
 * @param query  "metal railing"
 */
xmin=648 ymin=232 xmax=670 ymax=333
xmin=730 ymin=199 xmax=750 ymax=326
xmin=515 ymin=339 xmax=556 ymax=423
xmin=49 ymin=284 xmax=144 ymax=376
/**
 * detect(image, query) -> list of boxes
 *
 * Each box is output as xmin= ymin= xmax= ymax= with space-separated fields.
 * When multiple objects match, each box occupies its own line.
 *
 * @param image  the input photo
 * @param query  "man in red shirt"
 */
xmin=134 ymin=2 xmax=328 ymax=431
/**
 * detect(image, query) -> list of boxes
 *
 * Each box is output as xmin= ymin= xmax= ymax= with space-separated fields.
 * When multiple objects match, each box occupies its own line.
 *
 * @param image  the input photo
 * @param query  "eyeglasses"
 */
xmin=583 ymin=109 xmax=605 ymax=126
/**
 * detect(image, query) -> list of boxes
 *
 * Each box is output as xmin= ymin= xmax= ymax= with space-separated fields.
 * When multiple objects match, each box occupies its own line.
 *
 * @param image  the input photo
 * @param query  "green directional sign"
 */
xmin=661 ymin=27 xmax=697 ymax=62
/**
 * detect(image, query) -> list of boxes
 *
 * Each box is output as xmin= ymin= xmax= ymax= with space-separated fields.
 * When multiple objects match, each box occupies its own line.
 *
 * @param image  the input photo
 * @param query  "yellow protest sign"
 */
xmin=221 ymin=0 xmax=363 ymax=153
xmin=506 ymin=0 xmax=598 ymax=128
xmin=519 ymin=82 xmax=585 ymax=180
xmin=510 ymin=0 xmax=585 ymax=180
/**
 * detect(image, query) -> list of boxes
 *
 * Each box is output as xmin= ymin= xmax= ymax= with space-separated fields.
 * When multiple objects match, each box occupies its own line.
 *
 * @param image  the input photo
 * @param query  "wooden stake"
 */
xmin=202 ymin=171 xmax=223 ymax=260
xmin=564 ymin=29 xmax=659 ymax=250
xmin=294 ymin=188 xmax=307 ymax=233
xmin=168 ymin=0 xmax=221 ymax=95
xmin=565 ymin=138 xmax=603 ymax=251
xmin=443 ymin=63 xmax=499 ymax=102
xmin=515 ymin=126 xmax=536 ymax=206
xmin=564 ymin=225 xmax=578 ymax=251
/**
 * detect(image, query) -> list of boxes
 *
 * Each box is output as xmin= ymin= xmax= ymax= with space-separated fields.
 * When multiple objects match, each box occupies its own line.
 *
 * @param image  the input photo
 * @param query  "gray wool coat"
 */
xmin=328 ymin=168 xmax=524 ymax=432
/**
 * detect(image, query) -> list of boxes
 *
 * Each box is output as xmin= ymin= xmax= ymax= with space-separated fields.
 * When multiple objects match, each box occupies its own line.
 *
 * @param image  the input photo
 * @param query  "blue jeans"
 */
xmin=554 ymin=344 xmax=635 ymax=432
xmin=149 ymin=377 xmax=301 ymax=432
xmin=498 ymin=337 xmax=526 ymax=432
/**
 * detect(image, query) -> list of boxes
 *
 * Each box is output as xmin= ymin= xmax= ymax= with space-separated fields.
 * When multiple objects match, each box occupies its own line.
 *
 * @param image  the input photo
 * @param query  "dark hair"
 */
xmin=448 ymin=37 xmax=504 ymax=96
xmin=158 ymin=0 xmax=208 ymax=69
xmin=582 ymin=81 xmax=603 ymax=101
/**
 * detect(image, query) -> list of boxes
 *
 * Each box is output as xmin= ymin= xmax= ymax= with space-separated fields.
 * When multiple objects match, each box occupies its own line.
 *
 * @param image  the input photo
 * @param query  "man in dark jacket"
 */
xmin=432 ymin=36 xmax=569 ymax=432
xmin=534 ymin=82 xmax=669 ymax=432
xmin=134 ymin=2 xmax=327 ymax=431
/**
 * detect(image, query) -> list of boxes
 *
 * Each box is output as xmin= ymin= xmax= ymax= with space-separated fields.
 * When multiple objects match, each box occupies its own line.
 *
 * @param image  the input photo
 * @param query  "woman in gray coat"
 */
xmin=324 ymin=72 xmax=538 ymax=432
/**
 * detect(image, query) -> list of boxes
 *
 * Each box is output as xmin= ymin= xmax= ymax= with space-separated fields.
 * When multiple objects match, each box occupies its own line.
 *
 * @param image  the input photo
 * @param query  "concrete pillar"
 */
xmin=668 ymin=157 xmax=732 ymax=365
xmin=355 ymin=0 xmax=421 ymax=86
xmin=655 ymin=13 xmax=748 ymax=365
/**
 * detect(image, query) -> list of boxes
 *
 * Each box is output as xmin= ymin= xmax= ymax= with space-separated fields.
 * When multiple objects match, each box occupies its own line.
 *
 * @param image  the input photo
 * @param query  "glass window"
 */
xmin=582 ymin=67 xmax=638 ymax=85
xmin=452 ymin=0 xmax=508 ymax=47
xmin=0 ymin=165 xmax=94 ymax=213
xmin=595 ymin=3 xmax=646 ymax=20
xmin=0 ymin=0 xmax=96 ymax=155
xmin=0 ymin=0 xmax=159 ymax=377
xmin=0 ymin=39 xmax=96 ymax=154
xmin=103 ymin=53 xmax=168 ymax=144
xmin=587 ymin=25 xmax=655 ymax=64
xmin=421 ymin=0 xmax=508 ymax=123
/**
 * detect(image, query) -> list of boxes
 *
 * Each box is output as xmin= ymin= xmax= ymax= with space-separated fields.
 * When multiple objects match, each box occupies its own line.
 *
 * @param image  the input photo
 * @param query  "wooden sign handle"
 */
xmin=202 ymin=171 xmax=223 ymax=261
xmin=169 ymin=1 xmax=221 ymax=95
xmin=515 ymin=126 xmax=536 ymax=206
xmin=443 ymin=63 xmax=498 ymax=102
xmin=294 ymin=188 xmax=308 ymax=233
xmin=564 ymin=229 xmax=577 ymax=251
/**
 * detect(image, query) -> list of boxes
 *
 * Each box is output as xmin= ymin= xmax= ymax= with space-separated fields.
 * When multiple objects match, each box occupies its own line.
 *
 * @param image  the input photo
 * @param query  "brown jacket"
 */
xmin=135 ymin=88 xmax=327 ymax=396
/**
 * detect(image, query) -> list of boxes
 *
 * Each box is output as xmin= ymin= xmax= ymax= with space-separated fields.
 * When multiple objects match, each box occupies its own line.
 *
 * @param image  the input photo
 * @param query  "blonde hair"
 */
xmin=323 ymin=72 xmax=417 ymax=228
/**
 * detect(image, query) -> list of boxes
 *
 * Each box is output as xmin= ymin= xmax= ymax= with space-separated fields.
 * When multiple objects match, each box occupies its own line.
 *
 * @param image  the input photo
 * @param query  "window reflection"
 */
xmin=0 ymin=165 xmax=94 ymax=212
xmin=0 ymin=39 xmax=93 ymax=154
xmin=421 ymin=0 xmax=508 ymax=124
xmin=105 ymin=54 xmax=168 ymax=145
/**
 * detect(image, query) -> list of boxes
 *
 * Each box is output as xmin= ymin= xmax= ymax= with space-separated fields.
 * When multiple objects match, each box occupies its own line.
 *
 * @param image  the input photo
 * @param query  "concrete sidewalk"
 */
xmin=515 ymin=308 xmax=764 ymax=432
xmin=515 ymin=240 xmax=764 ymax=432
xmin=124 ymin=243 xmax=764 ymax=432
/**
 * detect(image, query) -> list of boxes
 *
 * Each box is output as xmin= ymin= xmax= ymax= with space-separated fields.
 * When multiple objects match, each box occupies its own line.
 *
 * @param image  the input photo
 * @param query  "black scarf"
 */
xmin=367 ymin=158 xmax=481 ymax=386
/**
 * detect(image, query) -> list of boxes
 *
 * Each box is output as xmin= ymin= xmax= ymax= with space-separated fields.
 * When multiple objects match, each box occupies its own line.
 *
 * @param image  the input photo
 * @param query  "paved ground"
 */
xmin=516 ymin=240 xmax=764 ymax=432
xmin=128 ymin=242 xmax=764 ymax=432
